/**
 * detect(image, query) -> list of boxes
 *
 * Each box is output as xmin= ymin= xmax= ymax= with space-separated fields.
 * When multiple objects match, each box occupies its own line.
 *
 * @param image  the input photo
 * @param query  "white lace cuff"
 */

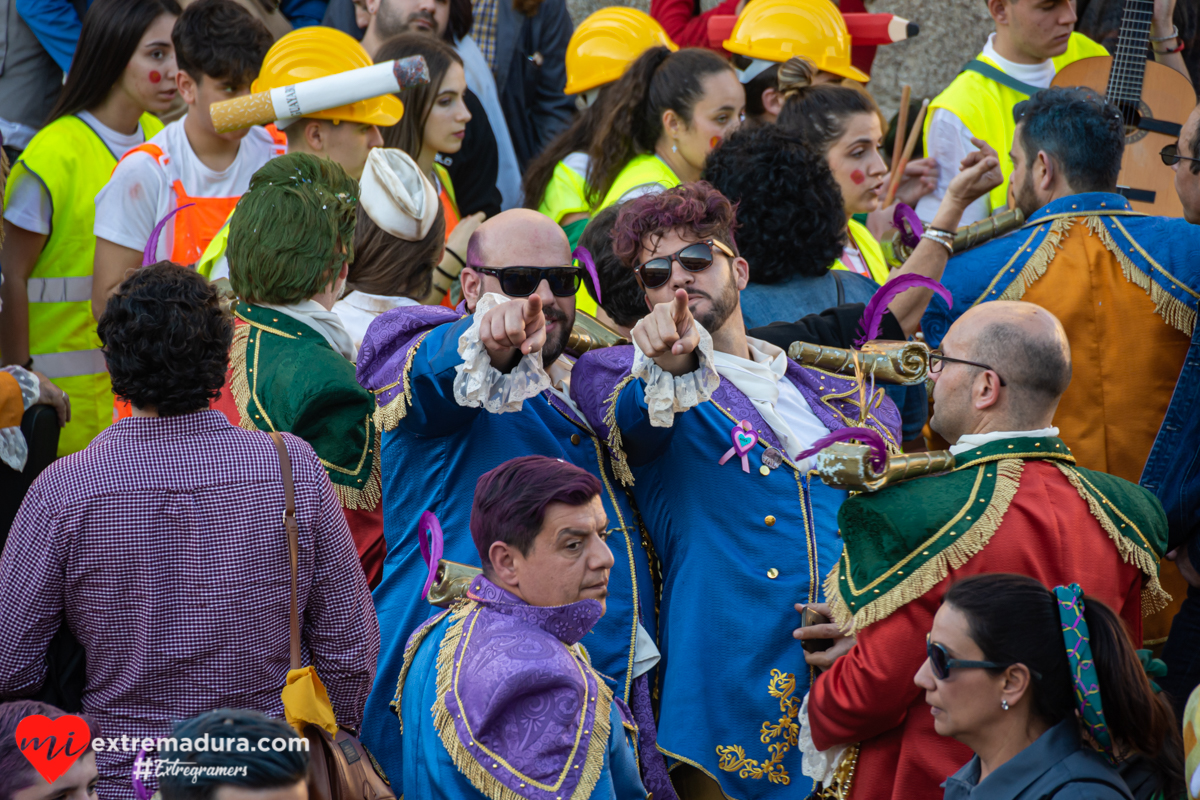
xmin=630 ymin=321 xmax=719 ymax=427
xmin=0 ymin=366 xmax=36 ymax=472
xmin=799 ymin=692 xmax=848 ymax=785
xmin=2 ymin=366 xmax=40 ymax=409
xmin=452 ymin=292 xmax=551 ymax=413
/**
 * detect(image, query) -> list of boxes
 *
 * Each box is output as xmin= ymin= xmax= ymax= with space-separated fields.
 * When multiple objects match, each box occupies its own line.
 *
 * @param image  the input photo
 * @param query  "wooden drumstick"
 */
xmin=884 ymin=98 xmax=928 ymax=207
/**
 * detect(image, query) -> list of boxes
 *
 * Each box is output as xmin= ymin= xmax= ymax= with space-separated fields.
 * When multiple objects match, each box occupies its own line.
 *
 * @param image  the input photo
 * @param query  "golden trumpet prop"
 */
xmin=567 ymin=310 xmax=629 ymax=354
xmin=816 ymin=443 xmax=956 ymax=492
xmin=787 ymin=340 xmax=931 ymax=385
xmin=426 ymin=559 xmax=483 ymax=608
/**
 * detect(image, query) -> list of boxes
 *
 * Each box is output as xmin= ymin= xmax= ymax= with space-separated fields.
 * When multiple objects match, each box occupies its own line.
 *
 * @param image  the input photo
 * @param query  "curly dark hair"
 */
xmin=173 ymin=0 xmax=271 ymax=87
xmin=579 ymin=204 xmax=646 ymax=328
xmin=704 ymin=126 xmax=846 ymax=282
xmin=98 ymin=263 xmax=232 ymax=416
xmin=611 ymin=181 xmax=738 ymax=268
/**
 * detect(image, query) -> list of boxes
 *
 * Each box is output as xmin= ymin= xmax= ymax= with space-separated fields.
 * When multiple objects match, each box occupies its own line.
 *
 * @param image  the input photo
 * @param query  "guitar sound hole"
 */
xmin=1115 ymin=99 xmax=1151 ymax=144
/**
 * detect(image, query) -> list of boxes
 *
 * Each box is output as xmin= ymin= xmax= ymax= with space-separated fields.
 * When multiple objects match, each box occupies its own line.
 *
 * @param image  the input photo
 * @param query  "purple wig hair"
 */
xmin=470 ymin=456 xmax=602 ymax=570
xmin=0 ymin=701 xmax=97 ymax=800
xmin=610 ymin=181 xmax=740 ymax=268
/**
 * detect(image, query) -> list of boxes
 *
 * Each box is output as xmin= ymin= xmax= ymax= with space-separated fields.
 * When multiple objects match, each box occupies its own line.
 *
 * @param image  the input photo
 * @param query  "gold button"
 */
xmin=759 ymin=465 xmax=770 ymax=476
xmin=570 ymin=434 xmax=581 ymax=445
xmin=765 ymin=515 xmax=776 ymax=526
xmin=767 ymin=568 xmax=779 ymax=579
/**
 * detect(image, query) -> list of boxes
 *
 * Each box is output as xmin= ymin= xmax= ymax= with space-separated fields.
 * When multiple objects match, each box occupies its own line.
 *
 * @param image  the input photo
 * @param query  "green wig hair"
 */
xmin=228 ymin=152 xmax=359 ymax=305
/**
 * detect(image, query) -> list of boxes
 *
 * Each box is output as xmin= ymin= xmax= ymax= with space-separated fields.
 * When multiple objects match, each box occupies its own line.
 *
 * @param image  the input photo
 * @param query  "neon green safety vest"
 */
xmin=593 ymin=153 xmax=680 ymax=214
xmin=832 ymin=218 xmax=890 ymax=285
xmin=539 ymin=157 xmax=590 ymax=225
xmin=5 ymin=112 xmax=164 ymax=456
xmin=924 ymin=32 xmax=1108 ymax=213
xmin=197 ymin=217 xmax=230 ymax=280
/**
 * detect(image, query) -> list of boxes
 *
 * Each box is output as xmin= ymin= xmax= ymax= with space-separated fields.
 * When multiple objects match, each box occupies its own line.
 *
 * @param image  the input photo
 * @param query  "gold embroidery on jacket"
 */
xmin=715 ymin=669 xmax=799 ymax=785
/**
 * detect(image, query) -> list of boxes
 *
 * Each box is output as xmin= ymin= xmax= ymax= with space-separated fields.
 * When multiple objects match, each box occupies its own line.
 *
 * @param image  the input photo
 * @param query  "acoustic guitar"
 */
xmin=1053 ymin=0 xmax=1194 ymax=217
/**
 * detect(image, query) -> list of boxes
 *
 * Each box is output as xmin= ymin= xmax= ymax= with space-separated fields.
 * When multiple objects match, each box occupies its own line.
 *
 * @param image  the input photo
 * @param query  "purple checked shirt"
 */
xmin=0 ymin=411 xmax=380 ymax=800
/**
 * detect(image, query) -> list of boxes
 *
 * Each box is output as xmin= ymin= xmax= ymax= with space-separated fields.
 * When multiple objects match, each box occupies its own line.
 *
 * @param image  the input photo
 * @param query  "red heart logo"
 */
xmin=15 ymin=714 xmax=92 ymax=784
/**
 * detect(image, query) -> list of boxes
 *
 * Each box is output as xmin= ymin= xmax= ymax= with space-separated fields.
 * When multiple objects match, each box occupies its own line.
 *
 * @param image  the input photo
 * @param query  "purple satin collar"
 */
xmin=466 ymin=575 xmax=603 ymax=645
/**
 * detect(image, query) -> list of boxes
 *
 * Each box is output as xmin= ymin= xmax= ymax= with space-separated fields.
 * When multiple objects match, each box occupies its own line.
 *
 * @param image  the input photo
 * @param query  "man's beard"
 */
xmin=1013 ymin=170 xmax=1041 ymax=219
xmin=692 ymin=269 xmax=739 ymax=335
xmin=375 ymin=3 xmax=436 ymax=38
xmin=541 ymin=306 xmax=572 ymax=367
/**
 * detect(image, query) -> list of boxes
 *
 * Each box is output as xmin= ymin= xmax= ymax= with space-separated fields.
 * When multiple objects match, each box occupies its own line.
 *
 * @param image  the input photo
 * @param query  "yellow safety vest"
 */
xmin=924 ymin=32 xmax=1108 ymax=213
xmin=539 ymin=157 xmax=590 ymax=224
xmin=5 ymin=112 xmax=163 ymax=456
xmin=831 ymin=218 xmax=890 ymax=285
xmin=593 ymin=153 xmax=680 ymax=214
xmin=197 ymin=217 xmax=231 ymax=280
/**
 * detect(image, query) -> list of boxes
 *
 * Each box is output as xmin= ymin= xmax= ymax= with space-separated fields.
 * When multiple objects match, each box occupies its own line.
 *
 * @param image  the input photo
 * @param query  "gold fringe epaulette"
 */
xmin=825 ymin=459 xmax=1024 ymax=632
xmin=372 ymin=331 xmax=431 ymax=432
xmin=431 ymin=601 xmax=613 ymax=800
xmin=603 ymin=375 xmax=637 ymax=487
xmin=997 ymin=218 xmax=1073 ymax=302
xmin=228 ymin=323 xmax=256 ymax=432
xmin=1088 ymin=216 xmax=1197 ymax=337
xmin=1053 ymin=463 xmax=1171 ymax=615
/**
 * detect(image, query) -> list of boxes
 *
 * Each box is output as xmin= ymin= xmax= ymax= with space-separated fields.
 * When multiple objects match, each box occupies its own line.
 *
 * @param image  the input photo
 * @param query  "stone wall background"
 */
xmin=561 ymin=0 xmax=995 ymax=119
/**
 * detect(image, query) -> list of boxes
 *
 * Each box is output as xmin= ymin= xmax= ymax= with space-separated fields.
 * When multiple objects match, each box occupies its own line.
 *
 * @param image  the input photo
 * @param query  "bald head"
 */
xmin=931 ymin=301 xmax=1071 ymax=442
xmin=466 ymin=209 xmax=571 ymax=273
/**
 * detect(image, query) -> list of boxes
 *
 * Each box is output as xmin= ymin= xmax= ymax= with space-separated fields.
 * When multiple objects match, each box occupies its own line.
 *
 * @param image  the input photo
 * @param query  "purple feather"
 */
xmin=417 ymin=510 xmax=444 ymax=600
xmin=794 ymin=427 xmax=889 ymax=473
xmin=893 ymin=203 xmax=924 ymax=248
xmin=142 ymin=203 xmax=195 ymax=266
xmin=855 ymin=274 xmax=953 ymax=347
xmin=573 ymin=246 xmax=602 ymax=305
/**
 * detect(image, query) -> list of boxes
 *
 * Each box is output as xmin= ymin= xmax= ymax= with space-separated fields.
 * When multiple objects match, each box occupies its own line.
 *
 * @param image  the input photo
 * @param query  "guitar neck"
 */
xmin=1106 ymin=0 xmax=1154 ymax=108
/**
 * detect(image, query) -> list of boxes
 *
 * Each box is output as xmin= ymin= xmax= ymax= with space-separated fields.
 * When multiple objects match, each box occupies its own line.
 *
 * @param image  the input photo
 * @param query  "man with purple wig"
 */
xmin=391 ymin=456 xmax=647 ymax=800
xmin=567 ymin=182 xmax=903 ymax=799
xmin=356 ymin=208 xmax=666 ymax=794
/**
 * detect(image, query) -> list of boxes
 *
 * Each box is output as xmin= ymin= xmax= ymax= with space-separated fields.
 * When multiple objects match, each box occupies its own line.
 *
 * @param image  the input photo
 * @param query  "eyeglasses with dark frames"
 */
xmin=634 ymin=239 xmax=736 ymax=289
xmin=926 ymin=635 xmax=1041 ymax=681
xmin=1161 ymin=143 xmax=1200 ymax=168
xmin=469 ymin=266 xmax=583 ymax=298
xmin=929 ymin=348 xmax=1007 ymax=386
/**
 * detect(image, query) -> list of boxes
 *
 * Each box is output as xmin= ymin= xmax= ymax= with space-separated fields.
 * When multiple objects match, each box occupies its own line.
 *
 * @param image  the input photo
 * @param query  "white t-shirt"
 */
xmin=916 ymin=34 xmax=1060 ymax=225
xmin=93 ymin=116 xmax=278 ymax=260
xmin=3 ymin=111 xmax=147 ymax=235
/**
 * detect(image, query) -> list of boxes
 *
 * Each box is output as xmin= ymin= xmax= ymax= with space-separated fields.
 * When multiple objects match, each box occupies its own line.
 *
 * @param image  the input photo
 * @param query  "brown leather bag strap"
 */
xmin=269 ymin=432 xmax=302 ymax=671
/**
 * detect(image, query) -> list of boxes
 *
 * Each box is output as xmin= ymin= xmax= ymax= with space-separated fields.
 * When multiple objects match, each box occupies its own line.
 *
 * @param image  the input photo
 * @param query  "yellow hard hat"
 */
xmin=723 ymin=0 xmax=869 ymax=83
xmin=252 ymin=27 xmax=403 ymax=127
xmin=563 ymin=7 xmax=678 ymax=96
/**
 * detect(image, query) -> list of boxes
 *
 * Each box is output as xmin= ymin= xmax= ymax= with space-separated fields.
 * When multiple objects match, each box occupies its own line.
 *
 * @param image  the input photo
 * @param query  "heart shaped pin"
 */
xmin=731 ymin=422 xmax=758 ymax=456
xmin=15 ymin=714 xmax=91 ymax=783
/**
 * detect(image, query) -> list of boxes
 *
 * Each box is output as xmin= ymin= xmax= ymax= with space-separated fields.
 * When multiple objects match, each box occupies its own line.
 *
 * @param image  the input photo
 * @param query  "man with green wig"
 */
xmin=212 ymin=152 xmax=385 ymax=586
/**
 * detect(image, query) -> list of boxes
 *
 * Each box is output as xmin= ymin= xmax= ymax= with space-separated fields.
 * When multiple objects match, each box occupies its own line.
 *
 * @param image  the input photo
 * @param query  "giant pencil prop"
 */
xmin=209 ymin=55 xmax=429 ymax=134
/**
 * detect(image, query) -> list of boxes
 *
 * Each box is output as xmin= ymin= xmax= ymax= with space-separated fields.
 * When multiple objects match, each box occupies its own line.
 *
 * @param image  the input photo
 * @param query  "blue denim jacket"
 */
xmin=942 ymin=720 xmax=1132 ymax=800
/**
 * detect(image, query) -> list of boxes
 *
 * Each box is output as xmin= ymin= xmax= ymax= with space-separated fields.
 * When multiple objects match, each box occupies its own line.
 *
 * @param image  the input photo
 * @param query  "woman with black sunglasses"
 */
xmin=917 ymin=573 xmax=1183 ymax=800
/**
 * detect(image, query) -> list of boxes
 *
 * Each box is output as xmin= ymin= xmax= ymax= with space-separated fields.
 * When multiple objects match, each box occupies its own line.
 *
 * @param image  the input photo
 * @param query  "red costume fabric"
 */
xmin=809 ymin=461 xmax=1146 ymax=800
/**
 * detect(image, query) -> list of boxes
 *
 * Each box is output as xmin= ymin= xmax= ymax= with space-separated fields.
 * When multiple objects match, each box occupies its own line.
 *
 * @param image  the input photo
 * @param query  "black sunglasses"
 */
xmin=926 ymin=635 xmax=1041 ymax=681
xmin=929 ymin=348 xmax=1007 ymax=386
xmin=1161 ymin=143 xmax=1200 ymax=168
xmin=470 ymin=266 xmax=583 ymax=298
xmin=635 ymin=239 xmax=736 ymax=289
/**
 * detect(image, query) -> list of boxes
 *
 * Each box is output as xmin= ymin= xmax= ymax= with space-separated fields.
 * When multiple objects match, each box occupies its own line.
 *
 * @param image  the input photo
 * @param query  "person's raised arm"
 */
xmin=92 ymin=238 xmax=144 ymax=321
xmin=630 ymin=288 xmax=700 ymax=377
xmin=1151 ymin=0 xmax=1189 ymax=79
xmin=0 ymin=223 xmax=47 ymax=367
xmin=885 ymin=138 xmax=1002 ymax=337
xmin=478 ymin=293 xmax=547 ymax=372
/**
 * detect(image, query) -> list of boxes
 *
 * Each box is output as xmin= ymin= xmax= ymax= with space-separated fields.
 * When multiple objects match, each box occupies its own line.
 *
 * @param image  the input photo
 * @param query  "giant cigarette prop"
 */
xmin=209 ymin=55 xmax=430 ymax=134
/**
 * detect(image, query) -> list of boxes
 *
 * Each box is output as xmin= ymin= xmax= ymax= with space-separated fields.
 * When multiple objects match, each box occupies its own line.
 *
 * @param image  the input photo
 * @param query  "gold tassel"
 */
xmin=829 ymin=460 xmax=1025 ymax=633
xmin=228 ymin=324 xmax=259 ymax=433
xmin=1053 ymin=464 xmax=1171 ymax=615
xmin=1085 ymin=216 xmax=1197 ymax=337
xmin=372 ymin=331 xmax=431 ymax=432
xmin=998 ymin=218 xmax=1075 ymax=302
xmin=602 ymin=375 xmax=637 ymax=487
xmin=431 ymin=600 xmax=613 ymax=800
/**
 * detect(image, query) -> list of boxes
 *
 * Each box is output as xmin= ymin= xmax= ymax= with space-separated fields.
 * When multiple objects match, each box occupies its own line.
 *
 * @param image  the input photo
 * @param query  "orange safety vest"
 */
xmin=437 ymin=171 xmax=462 ymax=309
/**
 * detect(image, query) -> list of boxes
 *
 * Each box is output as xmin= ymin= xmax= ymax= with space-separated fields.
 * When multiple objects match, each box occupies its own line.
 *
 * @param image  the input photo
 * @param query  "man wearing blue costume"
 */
xmin=356 ymin=208 xmax=667 ymax=796
xmin=394 ymin=455 xmax=647 ymax=800
xmin=568 ymin=182 xmax=903 ymax=799
xmin=921 ymin=87 xmax=1200 ymax=657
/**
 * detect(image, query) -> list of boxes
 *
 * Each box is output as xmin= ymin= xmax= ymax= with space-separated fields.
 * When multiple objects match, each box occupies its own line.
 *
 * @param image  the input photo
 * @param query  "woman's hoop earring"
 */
xmin=1001 ymin=699 xmax=1009 ymax=711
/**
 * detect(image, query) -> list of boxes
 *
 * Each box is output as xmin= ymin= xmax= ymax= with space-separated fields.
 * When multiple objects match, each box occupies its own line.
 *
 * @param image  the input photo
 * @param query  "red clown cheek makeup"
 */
xmin=850 ymin=169 xmax=866 ymax=185
xmin=710 ymin=136 xmax=722 ymax=149
xmin=149 ymin=71 xmax=162 ymax=83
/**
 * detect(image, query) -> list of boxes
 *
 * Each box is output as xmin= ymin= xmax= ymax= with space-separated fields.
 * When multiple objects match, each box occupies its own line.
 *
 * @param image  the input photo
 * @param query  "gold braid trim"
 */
xmin=603 ymin=375 xmax=637 ymax=487
xmin=1052 ymin=463 xmax=1170 ymax=615
xmin=826 ymin=459 xmax=1025 ymax=632
xmin=1083 ymin=215 xmax=1196 ymax=337
xmin=997 ymin=218 xmax=1075 ymax=301
xmin=372 ymin=331 xmax=431 ymax=432
xmin=391 ymin=609 xmax=451 ymax=733
xmin=432 ymin=602 xmax=613 ymax=800
xmin=326 ymin=421 xmax=382 ymax=511
xmin=228 ymin=323 xmax=258 ymax=432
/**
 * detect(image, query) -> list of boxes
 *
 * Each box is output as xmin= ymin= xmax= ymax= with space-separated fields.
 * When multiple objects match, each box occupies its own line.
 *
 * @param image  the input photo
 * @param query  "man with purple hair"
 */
xmin=390 ymin=455 xmax=647 ymax=800
xmin=567 ymin=181 xmax=902 ymax=799
xmin=356 ymin=208 xmax=665 ymax=794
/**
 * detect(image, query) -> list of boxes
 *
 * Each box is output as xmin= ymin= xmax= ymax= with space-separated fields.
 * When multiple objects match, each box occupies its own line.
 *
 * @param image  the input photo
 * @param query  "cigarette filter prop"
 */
xmin=209 ymin=55 xmax=429 ymax=134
